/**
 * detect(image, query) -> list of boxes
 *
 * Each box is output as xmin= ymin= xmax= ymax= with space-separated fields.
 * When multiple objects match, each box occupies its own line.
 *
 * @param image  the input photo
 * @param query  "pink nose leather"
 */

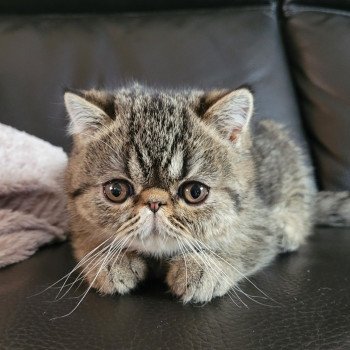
xmin=148 ymin=201 xmax=161 ymax=213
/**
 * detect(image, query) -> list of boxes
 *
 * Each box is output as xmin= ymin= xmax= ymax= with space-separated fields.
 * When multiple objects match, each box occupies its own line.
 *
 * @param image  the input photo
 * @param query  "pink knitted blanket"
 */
xmin=0 ymin=123 xmax=68 ymax=268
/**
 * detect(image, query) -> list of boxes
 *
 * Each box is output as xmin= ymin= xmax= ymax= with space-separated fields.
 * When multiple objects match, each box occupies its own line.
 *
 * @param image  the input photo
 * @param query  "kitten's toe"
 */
xmin=190 ymin=273 xmax=232 ymax=303
xmin=84 ymin=266 xmax=117 ymax=295
xmin=85 ymin=252 xmax=147 ymax=295
xmin=166 ymin=255 xmax=233 ymax=303
xmin=111 ymin=253 xmax=147 ymax=294
xmin=166 ymin=258 xmax=196 ymax=301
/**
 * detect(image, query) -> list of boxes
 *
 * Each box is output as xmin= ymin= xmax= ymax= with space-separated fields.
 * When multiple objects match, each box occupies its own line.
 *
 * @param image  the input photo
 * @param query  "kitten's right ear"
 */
xmin=64 ymin=92 xmax=112 ymax=136
xmin=199 ymin=88 xmax=254 ymax=144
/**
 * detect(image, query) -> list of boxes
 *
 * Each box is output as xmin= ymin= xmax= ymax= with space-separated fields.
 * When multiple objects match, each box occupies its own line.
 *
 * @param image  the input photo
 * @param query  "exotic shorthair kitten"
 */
xmin=64 ymin=84 xmax=350 ymax=303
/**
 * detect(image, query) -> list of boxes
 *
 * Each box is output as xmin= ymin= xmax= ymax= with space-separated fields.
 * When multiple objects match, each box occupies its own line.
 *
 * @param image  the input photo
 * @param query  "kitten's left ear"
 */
xmin=202 ymin=88 xmax=254 ymax=142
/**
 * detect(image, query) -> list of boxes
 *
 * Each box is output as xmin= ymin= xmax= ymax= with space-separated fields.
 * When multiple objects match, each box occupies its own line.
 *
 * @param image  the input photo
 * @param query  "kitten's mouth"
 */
xmin=132 ymin=228 xmax=179 ymax=257
xmin=149 ymin=216 xmax=161 ymax=235
xmin=129 ymin=213 xmax=180 ymax=256
xmin=137 ymin=213 xmax=162 ymax=238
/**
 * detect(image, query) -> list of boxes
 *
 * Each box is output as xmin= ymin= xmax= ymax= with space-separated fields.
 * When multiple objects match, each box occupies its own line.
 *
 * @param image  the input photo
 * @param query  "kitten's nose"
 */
xmin=148 ymin=201 xmax=163 ymax=213
xmin=140 ymin=188 xmax=169 ymax=213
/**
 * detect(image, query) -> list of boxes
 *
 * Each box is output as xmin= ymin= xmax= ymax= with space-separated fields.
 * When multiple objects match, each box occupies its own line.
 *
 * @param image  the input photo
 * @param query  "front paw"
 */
xmin=166 ymin=253 xmax=234 ymax=303
xmin=84 ymin=252 xmax=147 ymax=295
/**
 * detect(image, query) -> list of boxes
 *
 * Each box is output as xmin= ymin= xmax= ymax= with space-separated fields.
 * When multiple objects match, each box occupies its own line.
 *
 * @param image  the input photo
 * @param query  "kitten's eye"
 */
xmin=179 ymin=181 xmax=209 ymax=204
xmin=103 ymin=180 xmax=133 ymax=203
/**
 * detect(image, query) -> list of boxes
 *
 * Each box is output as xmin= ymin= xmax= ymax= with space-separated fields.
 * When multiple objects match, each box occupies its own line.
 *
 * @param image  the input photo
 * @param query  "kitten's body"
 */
xmin=64 ymin=85 xmax=349 ymax=303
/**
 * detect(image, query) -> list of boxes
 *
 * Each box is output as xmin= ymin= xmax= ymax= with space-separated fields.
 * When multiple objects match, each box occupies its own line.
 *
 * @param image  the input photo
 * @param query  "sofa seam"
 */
xmin=276 ymin=0 xmax=319 ymax=187
xmin=0 ymin=4 xmax=276 ymax=20
xmin=283 ymin=5 xmax=350 ymax=17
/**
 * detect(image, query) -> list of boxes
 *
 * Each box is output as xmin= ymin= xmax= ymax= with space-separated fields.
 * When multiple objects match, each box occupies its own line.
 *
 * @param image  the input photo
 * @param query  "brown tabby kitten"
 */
xmin=64 ymin=84 xmax=350 ymax=303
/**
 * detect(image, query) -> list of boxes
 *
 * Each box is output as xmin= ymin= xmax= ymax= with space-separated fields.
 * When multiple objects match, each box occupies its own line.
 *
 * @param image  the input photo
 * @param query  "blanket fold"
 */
xmin=0 ymin=123 xmax=68 ymax=268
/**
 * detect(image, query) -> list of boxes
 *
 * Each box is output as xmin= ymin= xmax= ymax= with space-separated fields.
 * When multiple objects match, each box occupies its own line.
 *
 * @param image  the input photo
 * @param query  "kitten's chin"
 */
xmin=129 ymin=235 xmax=180 ymax=257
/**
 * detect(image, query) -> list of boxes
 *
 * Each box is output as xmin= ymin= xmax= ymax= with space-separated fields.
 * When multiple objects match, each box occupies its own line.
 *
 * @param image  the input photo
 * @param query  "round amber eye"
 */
xmin=103 ymin=180 xmax=133 ymax=203
xmin=180 ymin=181 xmax=209 ymax=204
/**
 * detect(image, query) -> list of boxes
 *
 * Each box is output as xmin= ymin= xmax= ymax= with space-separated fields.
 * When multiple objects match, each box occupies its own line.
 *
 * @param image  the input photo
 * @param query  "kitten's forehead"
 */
xmin=82 ymin=88 xmax=225 ymax=187
xmin=124 ymin=92 xmax=191 ymax=186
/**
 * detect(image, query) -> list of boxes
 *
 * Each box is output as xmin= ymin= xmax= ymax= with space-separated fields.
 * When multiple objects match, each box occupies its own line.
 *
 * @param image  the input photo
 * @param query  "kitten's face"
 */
xmin=65 ymin=85 xmax=254 ymax=257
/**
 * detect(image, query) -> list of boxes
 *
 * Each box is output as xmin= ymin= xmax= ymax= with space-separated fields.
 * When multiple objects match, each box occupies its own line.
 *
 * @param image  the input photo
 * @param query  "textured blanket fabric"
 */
xmin=0 ymin=123 xmax=68 ymax=268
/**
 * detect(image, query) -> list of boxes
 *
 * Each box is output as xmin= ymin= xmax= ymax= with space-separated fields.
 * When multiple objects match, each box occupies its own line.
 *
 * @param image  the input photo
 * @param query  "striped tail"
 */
xmin=315 ymin=191 xmax=350 ymax=227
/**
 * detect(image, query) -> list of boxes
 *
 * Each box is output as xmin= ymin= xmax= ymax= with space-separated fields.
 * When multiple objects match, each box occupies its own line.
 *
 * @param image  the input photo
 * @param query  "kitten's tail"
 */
xmin=315 ymin=191 xmax=350 ymax=227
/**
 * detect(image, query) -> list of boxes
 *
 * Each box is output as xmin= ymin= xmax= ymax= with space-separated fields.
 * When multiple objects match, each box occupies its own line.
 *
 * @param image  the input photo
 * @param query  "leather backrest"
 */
xmin=7 ymin=1 xmax=350 ymax=190
xmin=0 ymin=0 xmax=272 ymax=14
xmin=283 ymin=0 xmax=350 ymax=190
xmin=0 ymin=2 xmax=308 ymax=158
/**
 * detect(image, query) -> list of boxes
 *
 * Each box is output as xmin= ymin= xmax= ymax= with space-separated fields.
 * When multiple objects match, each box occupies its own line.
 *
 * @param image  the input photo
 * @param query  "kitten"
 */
xmin=64 ymin=84 xmax=350 ymax=303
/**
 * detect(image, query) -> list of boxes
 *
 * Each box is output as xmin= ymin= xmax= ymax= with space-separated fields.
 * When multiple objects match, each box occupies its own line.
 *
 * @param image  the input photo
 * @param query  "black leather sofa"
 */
xmin=1 ymin=1 xmax=350 ymax=349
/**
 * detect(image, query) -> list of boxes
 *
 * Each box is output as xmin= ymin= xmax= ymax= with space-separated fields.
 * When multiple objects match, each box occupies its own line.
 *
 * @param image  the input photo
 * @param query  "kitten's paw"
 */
xmin=85 ymin=252 xmax=147 ymax=295
xmin=166 ymin=254 xmax=234 ymax=303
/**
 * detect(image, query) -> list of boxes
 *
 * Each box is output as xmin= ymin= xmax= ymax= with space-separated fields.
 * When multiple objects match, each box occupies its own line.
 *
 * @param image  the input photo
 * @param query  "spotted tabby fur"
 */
xmin=64 ymin=84 xmax=350 ymax=303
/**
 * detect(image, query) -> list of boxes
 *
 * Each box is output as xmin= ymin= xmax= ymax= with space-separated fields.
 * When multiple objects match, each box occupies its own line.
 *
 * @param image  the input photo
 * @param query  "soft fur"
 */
xmin=64 ymin=84 xmax=350 ymax=303
xmin=0 ymin=123 xmax=68 ymax=268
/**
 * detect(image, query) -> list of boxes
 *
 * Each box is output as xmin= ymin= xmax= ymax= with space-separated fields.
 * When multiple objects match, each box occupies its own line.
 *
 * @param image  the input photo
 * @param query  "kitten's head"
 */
xmin=65 ymin=84 xmax=255 ymax=256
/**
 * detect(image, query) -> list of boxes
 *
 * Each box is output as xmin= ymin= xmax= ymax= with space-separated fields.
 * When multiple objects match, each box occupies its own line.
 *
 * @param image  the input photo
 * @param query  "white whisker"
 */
xmin=168 ymin=217 xmax=274 ymax=304
xmin=33 ymin=215 xmax=141 ymax=301
xmin=50 ymin=233 xmax=122 ymax=320
xmin=175 ymin=237 xmax=188 ymax=295
xmin=178 ymin=233 xmax=244 ymax=308
xmin=166 ymin=218 xmax=275 ymax=307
